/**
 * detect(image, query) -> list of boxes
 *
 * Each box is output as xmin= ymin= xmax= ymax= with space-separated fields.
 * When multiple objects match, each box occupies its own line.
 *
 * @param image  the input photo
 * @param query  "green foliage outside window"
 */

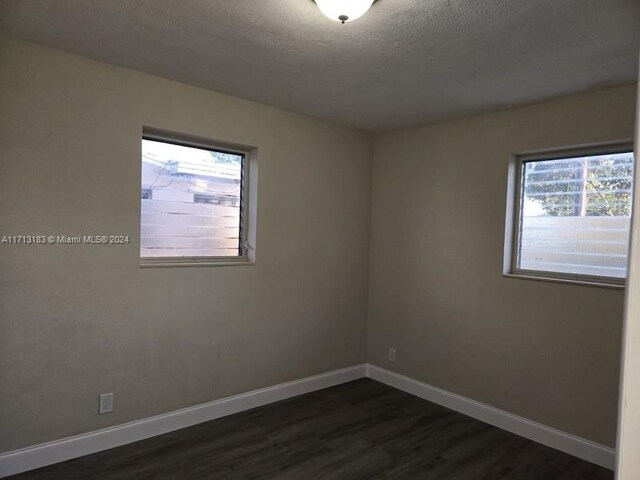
xmin=523 ymin=153 xmax=633 ymax=217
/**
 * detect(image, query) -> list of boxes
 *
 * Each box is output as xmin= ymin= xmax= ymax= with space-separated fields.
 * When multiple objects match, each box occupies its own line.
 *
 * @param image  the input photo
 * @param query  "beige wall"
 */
xmin=0 ymin=38 xmax=372 ymax=452
xmin=1 ymin=36 xmax=636 ymax=457
xmin=616 ymin=65 xmax=640 ymax=479
xmin=368 ymin=84 xmax=637 ymax=447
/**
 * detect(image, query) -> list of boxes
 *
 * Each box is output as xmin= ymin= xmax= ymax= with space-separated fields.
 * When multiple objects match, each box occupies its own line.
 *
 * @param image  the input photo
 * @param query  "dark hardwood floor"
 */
xmin=10 ymin=379 xmax=613 ymax=479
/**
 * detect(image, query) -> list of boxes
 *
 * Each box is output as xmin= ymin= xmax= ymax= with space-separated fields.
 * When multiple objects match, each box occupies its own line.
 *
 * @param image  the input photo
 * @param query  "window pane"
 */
xmin=141 ymin=139 xmax=243 ymax=258
xmin=518 ymin=151 xmax=634 ymax=279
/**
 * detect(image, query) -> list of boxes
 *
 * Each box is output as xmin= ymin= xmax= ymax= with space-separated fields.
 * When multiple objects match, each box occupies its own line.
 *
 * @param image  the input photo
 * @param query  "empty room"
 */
xmin=1 ymin=1 xmax=640 ymax=479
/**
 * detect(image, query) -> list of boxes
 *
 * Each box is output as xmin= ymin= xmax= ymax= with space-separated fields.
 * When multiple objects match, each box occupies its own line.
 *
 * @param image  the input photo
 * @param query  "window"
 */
xmin=140 ymin=130 xmax=255 ymax=266
xmin=505 ymin=142 xmax=634 ymax=287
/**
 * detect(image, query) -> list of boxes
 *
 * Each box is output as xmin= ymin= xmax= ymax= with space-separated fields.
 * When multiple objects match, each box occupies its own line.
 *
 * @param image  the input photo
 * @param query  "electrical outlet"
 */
xmin=99 ymin=393 xmax=114 ymax=414
xmin=388 ymin=348 xmax=397 ymax=363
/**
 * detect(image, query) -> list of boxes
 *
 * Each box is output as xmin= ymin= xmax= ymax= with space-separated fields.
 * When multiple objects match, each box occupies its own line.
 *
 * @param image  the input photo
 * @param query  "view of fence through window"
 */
xmin=140 ymin=138 xmax=244 ymax=258
xmin=518 ymin=150 xmax=634 ymax=280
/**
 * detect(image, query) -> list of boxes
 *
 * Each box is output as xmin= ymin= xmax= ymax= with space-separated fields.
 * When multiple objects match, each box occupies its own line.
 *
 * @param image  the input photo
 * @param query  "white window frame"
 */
xmin=503 ymin=140 xmax=634 ymax=289
xmin=139 ymin=127 xmax=257 ymax=268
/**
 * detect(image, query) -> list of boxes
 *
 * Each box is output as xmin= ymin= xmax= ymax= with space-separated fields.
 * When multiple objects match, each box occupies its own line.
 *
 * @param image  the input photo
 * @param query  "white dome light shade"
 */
xmin=315 ymin=0 xmax=375 ymax=23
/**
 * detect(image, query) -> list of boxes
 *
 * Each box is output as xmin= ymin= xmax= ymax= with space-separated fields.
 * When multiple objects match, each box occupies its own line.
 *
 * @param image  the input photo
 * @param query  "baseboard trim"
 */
xmin=0 ymin=364 xmax=366 ymax=478
xmin=366 ymin=364 xmax=616 ymax=470
xmin=0 ymin=363 xmax=616 ymax=477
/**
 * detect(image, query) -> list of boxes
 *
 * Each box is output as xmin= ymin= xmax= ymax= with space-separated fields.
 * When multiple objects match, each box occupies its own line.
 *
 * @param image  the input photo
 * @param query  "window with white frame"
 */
xmin=140 ymin=131 xmax=254 ymax=266
xmin=505 ymin=142 xmax=634 ymax=286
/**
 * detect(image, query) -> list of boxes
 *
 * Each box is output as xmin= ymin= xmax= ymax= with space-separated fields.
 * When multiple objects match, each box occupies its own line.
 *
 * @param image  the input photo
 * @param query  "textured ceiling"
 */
xmin=1 ymin=0 xmax=638 ymax=131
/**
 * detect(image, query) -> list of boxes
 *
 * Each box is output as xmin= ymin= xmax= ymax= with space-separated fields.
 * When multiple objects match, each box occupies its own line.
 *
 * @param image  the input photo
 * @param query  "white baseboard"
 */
xmin=0 ymin=364 xmax=366 ymax=478
xmin=0 ymin=363 xmax=616 ymax=477
xmin=366 ymin=364 xmax=616 ymax=470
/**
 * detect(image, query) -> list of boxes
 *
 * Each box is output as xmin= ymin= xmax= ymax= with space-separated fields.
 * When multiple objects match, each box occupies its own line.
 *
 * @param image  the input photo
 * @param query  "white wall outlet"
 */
xmin=99 ymin=393 xmax=114 ymax=414
xmin=388 ymin=348 xmax=397 ymax=363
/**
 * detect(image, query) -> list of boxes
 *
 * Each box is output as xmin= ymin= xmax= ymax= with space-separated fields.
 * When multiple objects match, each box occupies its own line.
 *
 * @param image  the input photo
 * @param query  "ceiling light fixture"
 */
xmin=314 ymin=0 xmax=375 ymax=24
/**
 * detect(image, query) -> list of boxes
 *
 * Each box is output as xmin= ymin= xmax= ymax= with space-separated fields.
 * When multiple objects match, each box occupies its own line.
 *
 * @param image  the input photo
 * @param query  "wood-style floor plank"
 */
xmin=9 ymin=379 xmax=613 ymax=479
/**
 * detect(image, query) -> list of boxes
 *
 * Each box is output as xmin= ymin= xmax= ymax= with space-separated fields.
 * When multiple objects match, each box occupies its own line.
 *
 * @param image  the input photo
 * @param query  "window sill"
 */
xmin=503 ymin=272 xmax=625 ymax=290
xmin=140 ymin=257 xmax=254 ymax=268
